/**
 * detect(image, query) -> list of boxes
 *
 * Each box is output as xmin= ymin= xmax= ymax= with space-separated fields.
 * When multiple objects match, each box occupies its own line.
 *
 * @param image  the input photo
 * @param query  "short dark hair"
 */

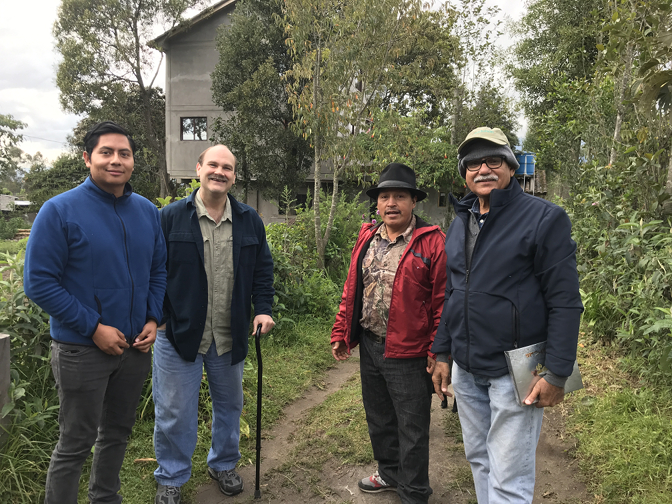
xmin=83 ymin=121 xmax=136 ymax=156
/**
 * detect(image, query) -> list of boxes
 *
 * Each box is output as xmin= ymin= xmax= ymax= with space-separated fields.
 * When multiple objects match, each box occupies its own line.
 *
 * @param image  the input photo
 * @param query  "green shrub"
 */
xmin=266 ymin=189 xmax=368 ymax=320
xmin=0 ymin=238 xmax=28 ymax=256
xmin=0 ymin=252 xmax=56 ymax=503
xmin=564 ymin=153 xmax=672 ymax=382
xmin=0 ymin=217 xmax=28 ymax=240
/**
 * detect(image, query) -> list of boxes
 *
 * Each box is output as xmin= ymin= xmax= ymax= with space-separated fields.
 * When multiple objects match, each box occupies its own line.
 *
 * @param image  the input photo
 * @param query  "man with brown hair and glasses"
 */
xmin=432 ymin=127 xmax=583 ymax=504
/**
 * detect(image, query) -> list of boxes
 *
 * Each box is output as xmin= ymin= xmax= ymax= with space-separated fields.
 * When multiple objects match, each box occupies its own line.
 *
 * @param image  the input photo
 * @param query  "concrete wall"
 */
xmin=160 ymin=4 xmax=455 ymax=228
xmin=164 ymin=6 xmax=234 ymax=179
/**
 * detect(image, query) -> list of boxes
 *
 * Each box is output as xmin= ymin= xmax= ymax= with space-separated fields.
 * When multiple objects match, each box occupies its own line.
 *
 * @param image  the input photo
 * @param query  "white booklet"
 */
xmin=504 ymin=341 xmax=583 ymax=406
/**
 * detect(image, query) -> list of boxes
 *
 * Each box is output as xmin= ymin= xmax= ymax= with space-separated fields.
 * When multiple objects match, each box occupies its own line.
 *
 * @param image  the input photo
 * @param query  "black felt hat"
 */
xmin=366 ymin=163 xmax=427 ymax=201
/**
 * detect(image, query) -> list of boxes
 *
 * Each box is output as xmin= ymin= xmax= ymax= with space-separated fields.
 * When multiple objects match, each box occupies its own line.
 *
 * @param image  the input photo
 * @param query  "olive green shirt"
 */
xmin=194 ymin=190 xmax=234 ymax=355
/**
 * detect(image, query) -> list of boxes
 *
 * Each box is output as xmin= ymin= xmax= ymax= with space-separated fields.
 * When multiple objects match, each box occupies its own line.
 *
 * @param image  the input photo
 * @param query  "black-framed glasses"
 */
xmin=465 ymin=156 xmax=505 ymax=171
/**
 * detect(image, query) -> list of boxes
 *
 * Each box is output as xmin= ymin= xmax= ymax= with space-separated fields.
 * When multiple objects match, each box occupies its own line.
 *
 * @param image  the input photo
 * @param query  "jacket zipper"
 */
xmin=384 ymin=226 xmax=425 ymax=359
xmin=464 ymin=213 xmax=482 ymax=373
xmin=512 ymin=304 xmax=520 ymax=348
xmin=114 ymin=199 xmax=135 ymax=340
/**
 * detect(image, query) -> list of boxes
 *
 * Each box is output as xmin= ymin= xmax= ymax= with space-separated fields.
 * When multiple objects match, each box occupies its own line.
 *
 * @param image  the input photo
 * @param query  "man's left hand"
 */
xmin=524 ymin=378 xmax=565 ymax=408
xmin=426 ymin=356 xmax=436 ymax=374
xmin=252 ymin=314 xmax=275 ymax=335
xmin=133 ymin=320 xmax=158 ymax=353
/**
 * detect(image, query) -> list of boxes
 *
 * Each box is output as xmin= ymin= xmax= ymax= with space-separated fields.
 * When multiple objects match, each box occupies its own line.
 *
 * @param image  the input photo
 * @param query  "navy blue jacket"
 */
xmin=24 ymin=177 xmax=167 ymax=345
xmin=431 ymin=180 xmax=583 ymax=377
xmin=160 ymin=190 xmax=274 ymax=364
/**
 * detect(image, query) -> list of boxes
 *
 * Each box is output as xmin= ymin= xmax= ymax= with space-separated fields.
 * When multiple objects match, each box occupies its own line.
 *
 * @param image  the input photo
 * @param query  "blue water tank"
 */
xmin=515 ymin=153 xmax=535 ymax=175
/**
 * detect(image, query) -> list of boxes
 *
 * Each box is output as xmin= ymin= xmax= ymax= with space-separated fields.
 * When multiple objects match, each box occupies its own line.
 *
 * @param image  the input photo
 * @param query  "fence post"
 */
xmin=0 ymin=333 xmax=10 ymax=445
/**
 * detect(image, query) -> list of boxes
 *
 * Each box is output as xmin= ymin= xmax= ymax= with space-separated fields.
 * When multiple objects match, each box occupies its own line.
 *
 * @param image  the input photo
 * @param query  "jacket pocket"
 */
xmin=468 ymin=292 xmax=517 ymax=358
xmin=168 ymin=232 xmax=197 ymax=263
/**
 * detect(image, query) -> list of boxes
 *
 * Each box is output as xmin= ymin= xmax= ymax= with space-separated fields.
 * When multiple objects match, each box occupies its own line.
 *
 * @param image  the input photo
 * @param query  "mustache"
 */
xmin=474 ymin=174 xmax=499 ymax=183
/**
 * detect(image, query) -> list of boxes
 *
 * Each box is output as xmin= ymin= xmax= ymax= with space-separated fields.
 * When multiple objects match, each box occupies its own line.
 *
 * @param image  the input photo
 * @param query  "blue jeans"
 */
xmin=359 ymin=335 xmax=433 ymax=504
xmin=153 ymin=329 xmax=245 ymax=486
xmin=45 ymin=341 xmax=151 ymax=504
xmin=451 ymin=363 xmax=544 ymax=504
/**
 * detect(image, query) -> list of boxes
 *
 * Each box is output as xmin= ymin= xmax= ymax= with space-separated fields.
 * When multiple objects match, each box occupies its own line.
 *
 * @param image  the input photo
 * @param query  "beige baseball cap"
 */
xmin=457 ymin=127 xmax=511 ymax=155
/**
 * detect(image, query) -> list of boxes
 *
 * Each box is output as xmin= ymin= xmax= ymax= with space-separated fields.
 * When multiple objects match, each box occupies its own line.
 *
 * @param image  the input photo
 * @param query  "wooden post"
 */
xmin=0 ymin=333 xmax=10 ymax=445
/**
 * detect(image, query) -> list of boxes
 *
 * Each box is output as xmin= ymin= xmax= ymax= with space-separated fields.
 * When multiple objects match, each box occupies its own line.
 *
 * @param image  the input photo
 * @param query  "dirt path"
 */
xmin=195 ymin=350 xmax=590 ymax=504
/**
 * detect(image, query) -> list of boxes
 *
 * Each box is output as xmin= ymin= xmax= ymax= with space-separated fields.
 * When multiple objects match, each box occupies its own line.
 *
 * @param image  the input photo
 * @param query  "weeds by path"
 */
xmin=566 ymin=333 xmax=672 ymax=504
xmin=72 ymin=316 xmax=336 ymax=504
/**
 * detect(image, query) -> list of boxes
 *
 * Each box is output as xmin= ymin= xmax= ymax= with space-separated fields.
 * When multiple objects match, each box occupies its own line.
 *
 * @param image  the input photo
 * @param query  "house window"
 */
xmin=438 ymin=191 xmax=447 ymax=207
xmin=180 ymin=117 xmax=207 ymax=141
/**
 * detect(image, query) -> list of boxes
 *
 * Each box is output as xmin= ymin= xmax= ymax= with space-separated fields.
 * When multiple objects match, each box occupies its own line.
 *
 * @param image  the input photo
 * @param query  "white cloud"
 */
xmin=0 ymin=0 xmax=79 ymax=163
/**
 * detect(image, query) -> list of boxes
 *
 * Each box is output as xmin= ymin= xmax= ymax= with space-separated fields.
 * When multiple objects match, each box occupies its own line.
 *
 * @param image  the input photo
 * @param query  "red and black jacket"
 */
xmin=331 ymin=216 xmax=447 ymax=359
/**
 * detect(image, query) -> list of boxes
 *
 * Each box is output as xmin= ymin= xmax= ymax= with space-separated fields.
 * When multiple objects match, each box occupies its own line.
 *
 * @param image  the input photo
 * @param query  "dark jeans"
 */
xmin=44 ymin=341 xmax=151 ymax=504
xmin=360 ymin=335 xmax=433 ymax=504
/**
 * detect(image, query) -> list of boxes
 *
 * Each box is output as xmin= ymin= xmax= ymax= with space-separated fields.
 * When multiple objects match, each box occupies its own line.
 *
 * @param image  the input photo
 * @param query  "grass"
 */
xmin=0 ymin=316 xmax=335 ymax=504
xmin=565 ymin=333 xmax=672 ymax=504
xmin=0 ymin=238 xmax=27 ymax=256
xmin=107 ymin=316 xmax=336 ymax=504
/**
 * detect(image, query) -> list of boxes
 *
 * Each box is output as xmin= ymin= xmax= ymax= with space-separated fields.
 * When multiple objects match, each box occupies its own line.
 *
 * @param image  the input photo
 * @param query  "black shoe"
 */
xmin=155 ymin=484 xmax=181 ymax=504
xmin=208 ymin=466 xmax=244 ymax=496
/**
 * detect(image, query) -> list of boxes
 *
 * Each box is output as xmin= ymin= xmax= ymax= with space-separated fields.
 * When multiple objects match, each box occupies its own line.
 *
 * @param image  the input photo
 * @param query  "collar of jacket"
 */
xmin=84 ymin=175 xmax=133 ymax=201
xmin=449 ymin=178 xmax=523 ymax=215
xmin=362 ymin=214 xmax=439 ymax=241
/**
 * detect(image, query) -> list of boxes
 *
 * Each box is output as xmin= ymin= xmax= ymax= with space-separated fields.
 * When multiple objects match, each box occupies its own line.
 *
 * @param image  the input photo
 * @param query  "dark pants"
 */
xmin=44 ymin=341 xmax=151 ymax=504
xmin=360 ymin=335 xmax=433 ymax=504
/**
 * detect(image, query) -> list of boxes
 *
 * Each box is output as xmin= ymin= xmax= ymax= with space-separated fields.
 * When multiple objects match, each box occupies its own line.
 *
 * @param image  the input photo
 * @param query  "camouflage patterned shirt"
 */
xmin=360 ymin=215 xmax=416 ymax=338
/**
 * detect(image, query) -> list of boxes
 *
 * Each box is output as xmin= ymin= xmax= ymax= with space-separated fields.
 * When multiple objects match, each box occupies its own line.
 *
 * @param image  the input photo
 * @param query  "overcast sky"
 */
xmin=0 ymin=0 xmax=526 ymax=165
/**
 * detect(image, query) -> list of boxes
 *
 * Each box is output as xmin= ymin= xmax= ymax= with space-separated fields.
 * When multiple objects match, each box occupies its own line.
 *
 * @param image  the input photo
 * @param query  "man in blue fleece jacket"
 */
xmin=431 ymin=127 xmax=583 ymax=504
xmin=24 ymin=121 xmax=167 ymax=504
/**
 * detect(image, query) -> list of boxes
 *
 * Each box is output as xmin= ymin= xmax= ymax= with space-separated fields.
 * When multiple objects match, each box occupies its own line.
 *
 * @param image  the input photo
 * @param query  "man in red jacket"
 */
xmin=331 ymin=163 xmax=447 ymax=504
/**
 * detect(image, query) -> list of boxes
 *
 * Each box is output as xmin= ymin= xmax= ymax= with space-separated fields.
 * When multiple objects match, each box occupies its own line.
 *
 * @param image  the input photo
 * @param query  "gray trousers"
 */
xmin=44 ymin=341 xmax=151 ymax=504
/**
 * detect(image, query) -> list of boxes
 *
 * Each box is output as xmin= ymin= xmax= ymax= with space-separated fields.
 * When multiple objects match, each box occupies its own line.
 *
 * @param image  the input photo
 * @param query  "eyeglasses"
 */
xmin=465 ymin=156 xmax=505 ymax=171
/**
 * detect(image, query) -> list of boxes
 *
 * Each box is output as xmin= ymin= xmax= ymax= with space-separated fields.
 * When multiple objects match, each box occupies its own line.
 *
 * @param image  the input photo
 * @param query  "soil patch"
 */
xmin=195 ymin=350 xmax=590 ymax=504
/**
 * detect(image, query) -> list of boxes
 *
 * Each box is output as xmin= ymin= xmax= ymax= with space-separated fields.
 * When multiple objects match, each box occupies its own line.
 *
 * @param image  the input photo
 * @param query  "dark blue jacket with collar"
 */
xmin=24 ymin=176 xmax=167 ymax=345
xmin=431 ymin=180 xmax=583 ymax=378
xmin=160 ymin=189 xmax=274 ymax=364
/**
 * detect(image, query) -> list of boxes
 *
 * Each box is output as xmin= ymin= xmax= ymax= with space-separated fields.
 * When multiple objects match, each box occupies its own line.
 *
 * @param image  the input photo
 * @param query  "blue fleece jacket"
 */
xmin=24 ymin=176 xmax=167 ymax=345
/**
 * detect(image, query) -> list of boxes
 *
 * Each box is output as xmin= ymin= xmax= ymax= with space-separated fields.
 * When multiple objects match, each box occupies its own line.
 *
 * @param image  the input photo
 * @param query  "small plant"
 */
xmin=0 ymin=252 xmax=56 ymax=502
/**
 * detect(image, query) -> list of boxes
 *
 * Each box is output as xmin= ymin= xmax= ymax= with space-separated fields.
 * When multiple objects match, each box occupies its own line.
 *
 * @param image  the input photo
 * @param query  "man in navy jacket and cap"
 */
xmin=432 ymin=127 xmax=583 ymax=504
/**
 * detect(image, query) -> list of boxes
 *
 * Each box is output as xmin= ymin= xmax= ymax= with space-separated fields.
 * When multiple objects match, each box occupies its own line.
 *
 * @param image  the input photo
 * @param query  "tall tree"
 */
xmin=67 ymin=86 xmax=166 ymax=202
xmin=210 ymin=0 xmax=312 ymax=203
xmin=447 ymin=0 xmax=502 ymax=145
xmin=509 ymin=0 xmax=609 ymax=176
xmin=53 ymin=0 xmax=203 ymax=198
xmin=0 ymin=114 xmax=26 ymax=193
xmin=23 ymin=153 xmax=89 ymax=210
xmin=282 ymin=0 xmax=458 ymax=267
xmin=600 ymin=0 xmax=672 ymax=212
xmin=510 ymin=0 xmax=606 ymax=116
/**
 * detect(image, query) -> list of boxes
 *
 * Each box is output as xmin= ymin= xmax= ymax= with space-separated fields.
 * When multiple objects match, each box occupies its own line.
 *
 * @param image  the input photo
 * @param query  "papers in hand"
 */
xmin=504 ymin=341 xmax=583 ymax=406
